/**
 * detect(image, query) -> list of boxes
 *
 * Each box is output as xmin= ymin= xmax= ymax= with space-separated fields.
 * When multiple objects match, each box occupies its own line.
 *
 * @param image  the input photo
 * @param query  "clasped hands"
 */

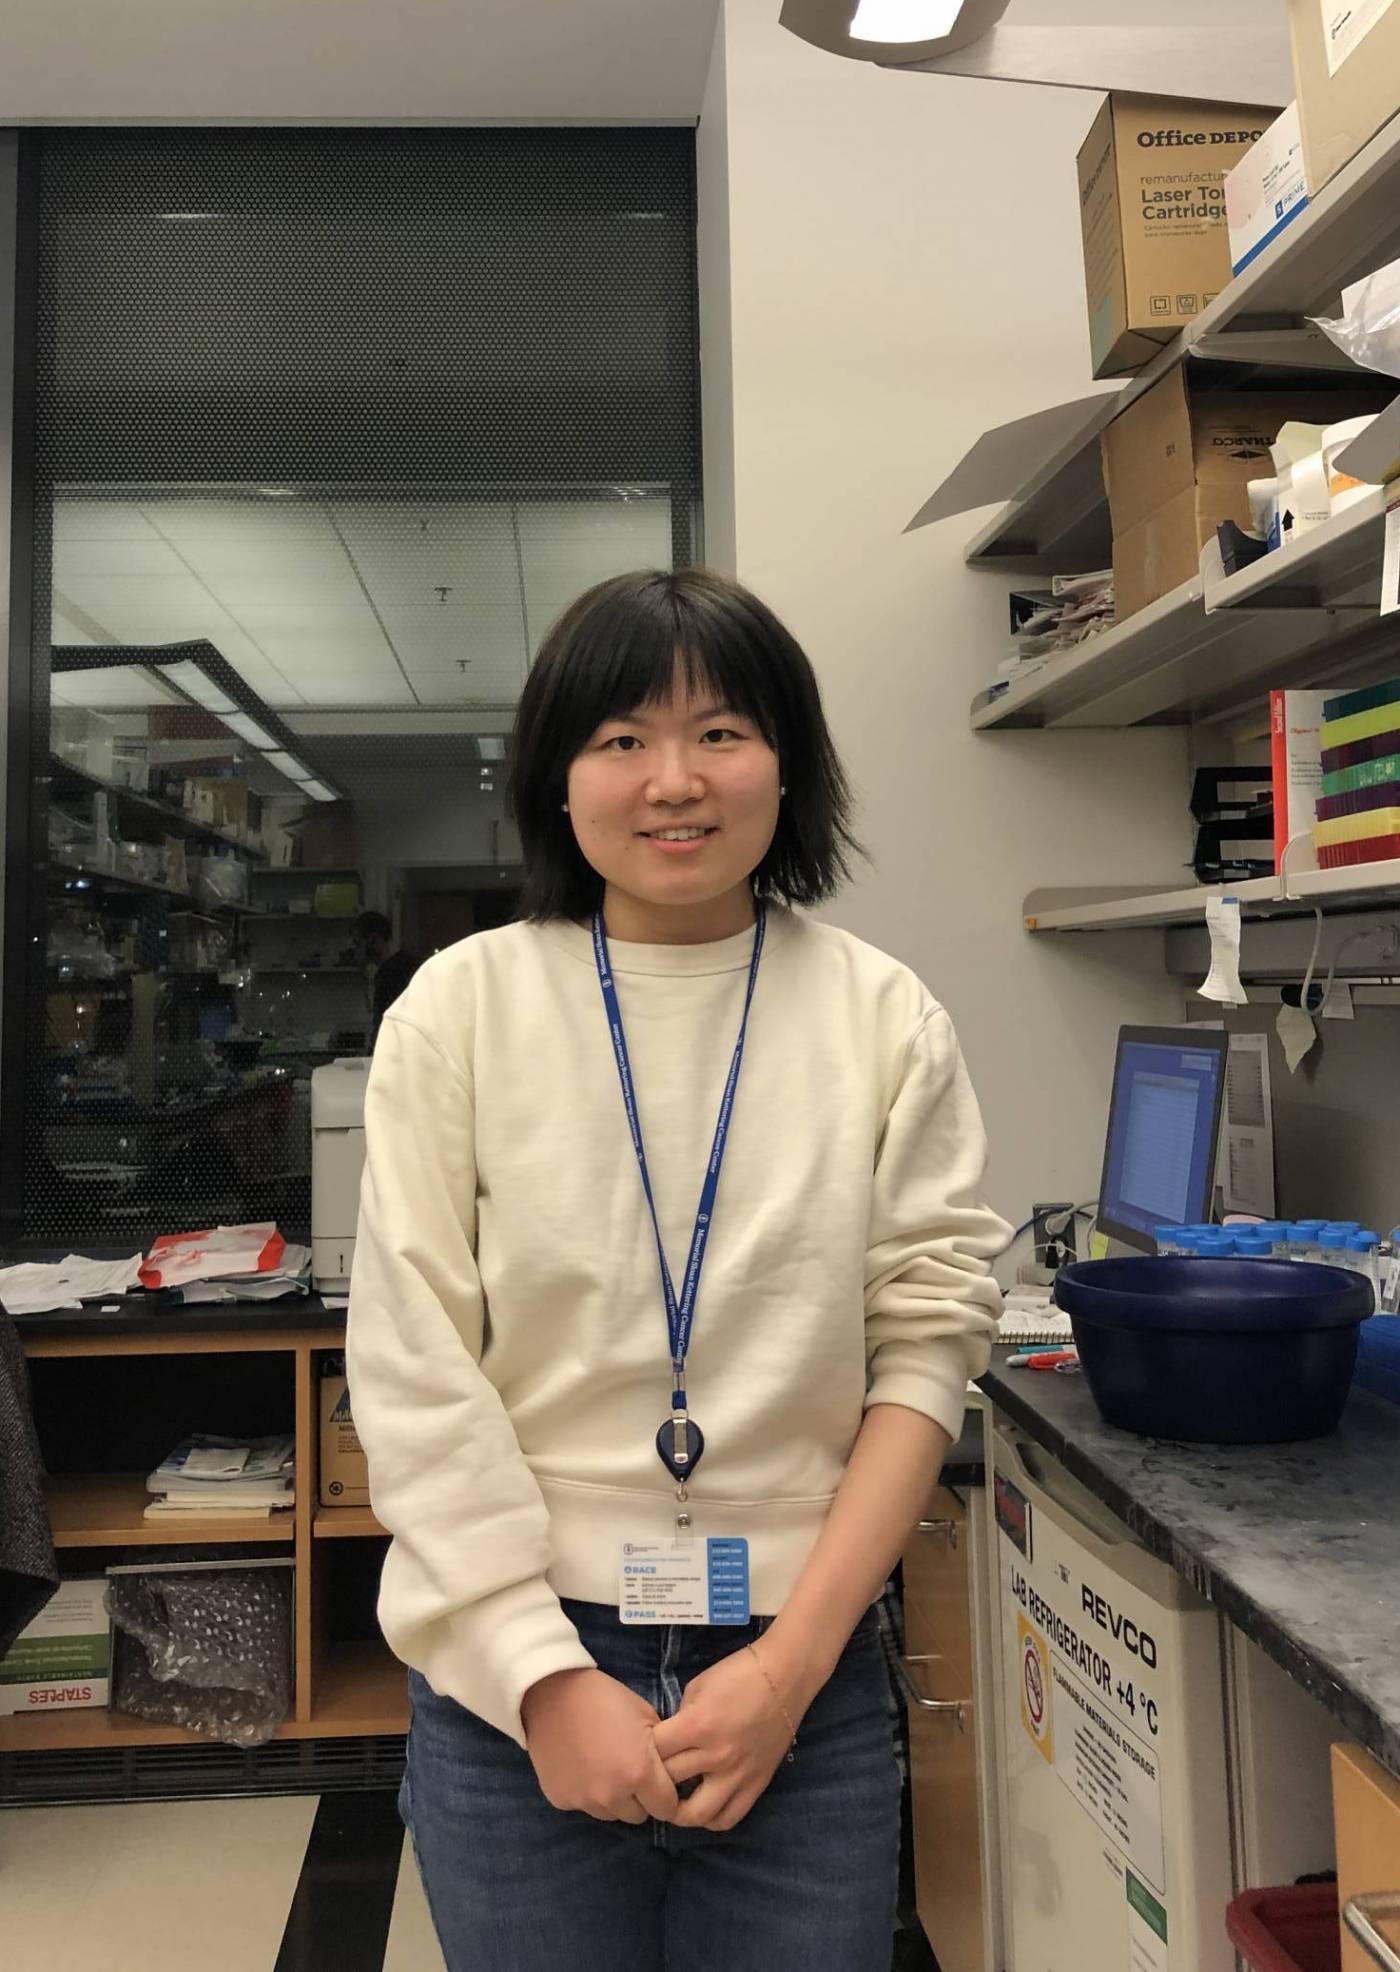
xmin=522 ymin=1639 xmax=805 ymax=1834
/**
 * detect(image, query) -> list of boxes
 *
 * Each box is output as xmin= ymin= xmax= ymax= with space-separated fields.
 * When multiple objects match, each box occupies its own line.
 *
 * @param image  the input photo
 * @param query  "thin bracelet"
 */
xmin=746 ymin=1642 xmax=798 ymax=1758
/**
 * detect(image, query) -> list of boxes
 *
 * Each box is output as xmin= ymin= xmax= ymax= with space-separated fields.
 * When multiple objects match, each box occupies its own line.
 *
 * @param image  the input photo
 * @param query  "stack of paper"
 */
xmin=0 ymin=1253 xmax=142 ymax=1317
xmin=139 ymin=1224 xmax=311 ymax=1304
xmin=982 ymin=571 xmax=1116 ymax=703
xmin=144 ymin=1433 xmax=295 ymax=1521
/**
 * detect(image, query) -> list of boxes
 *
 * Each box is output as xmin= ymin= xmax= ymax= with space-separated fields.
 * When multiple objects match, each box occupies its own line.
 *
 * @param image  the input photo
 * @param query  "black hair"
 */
xmin=506 ymin=567 xmax=865 ymax=923
xmin=353 ymin=911 xmax=393 ymax=942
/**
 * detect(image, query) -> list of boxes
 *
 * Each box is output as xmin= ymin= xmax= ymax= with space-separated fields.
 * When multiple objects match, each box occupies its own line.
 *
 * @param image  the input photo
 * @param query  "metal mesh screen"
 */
xmin=11 ymin=128 xmax=700 ymax=1248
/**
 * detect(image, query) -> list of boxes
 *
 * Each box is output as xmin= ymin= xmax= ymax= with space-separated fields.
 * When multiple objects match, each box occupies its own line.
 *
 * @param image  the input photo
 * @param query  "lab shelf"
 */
xmin=313 ymin=1505 xmax=387 ymax=1539
xmin=1023 ymin=858 xmax=1400 ymax=933
xmin=955 ymin=110 xmax=1400 ymax=575
xmin=972 ymin=493 xmax=1392 ymax=730
xmin=46 ymin=1472 xmax=295 ymax=1547
xmin=48 ymin=756 xmax=269 ymax=863
xmin=47 ymin=858 xmax=253 ymax=918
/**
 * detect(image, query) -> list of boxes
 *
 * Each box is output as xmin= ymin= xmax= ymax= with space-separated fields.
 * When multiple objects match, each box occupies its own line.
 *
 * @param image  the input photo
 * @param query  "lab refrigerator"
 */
xmin=990 ymin=1424 xmax=1338 ymax=1972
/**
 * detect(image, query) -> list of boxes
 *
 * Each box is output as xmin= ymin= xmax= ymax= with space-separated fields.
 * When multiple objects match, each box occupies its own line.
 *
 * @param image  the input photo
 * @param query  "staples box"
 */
xmin=320 ymin=1356 xmax=371 ymax=1508
xmin=0 ymin=1578 xmax=112 ymax=1714
xmin=1078 ymin=95 xmax=1276 ymax=379
xmin=1226 ymin=104 xmax=1310 ymax=273
xmin=1289 ymin=0 xmax=1400 ymax=194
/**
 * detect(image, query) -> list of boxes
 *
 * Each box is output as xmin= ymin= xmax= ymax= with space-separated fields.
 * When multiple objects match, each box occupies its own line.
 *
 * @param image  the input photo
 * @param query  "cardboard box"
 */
xmin=320 ymin=1359 xmax=371 ymax=1507
xmin=291 ymin=804 xmax=359 ymax=871
xmin=1078 ymin=95 xmax=1276 ymax=380
xmin=1103 ymin=368 xmax=1394 ymax=618
xmin=0 ymin=1578 xmax=112 ymax=1714
xmin=1225 ymin=103 xmax=1310 ymax=273
xmin=1288 ymin=0 xmax=1400 ymax=195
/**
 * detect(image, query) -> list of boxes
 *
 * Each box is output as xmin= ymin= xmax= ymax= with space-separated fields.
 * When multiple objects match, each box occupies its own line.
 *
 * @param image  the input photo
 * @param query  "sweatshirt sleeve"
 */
xmin=345 ymin=1007 xmax=595 ymax=1746
xmin=863 ymin=1006 xmax=1011 ymax=1438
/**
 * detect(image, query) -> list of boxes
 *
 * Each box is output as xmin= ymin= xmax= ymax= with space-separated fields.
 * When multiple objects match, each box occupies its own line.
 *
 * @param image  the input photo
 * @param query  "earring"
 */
xmin=561 ymin=802 xmax=570 ymax=813
xmin=779 ymin=785 xmax=787 ymax=798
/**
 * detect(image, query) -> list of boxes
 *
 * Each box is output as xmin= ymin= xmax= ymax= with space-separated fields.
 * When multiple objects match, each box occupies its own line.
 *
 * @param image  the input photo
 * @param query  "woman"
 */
xmin=347 ymin=567 xmax=1010 ymax=1972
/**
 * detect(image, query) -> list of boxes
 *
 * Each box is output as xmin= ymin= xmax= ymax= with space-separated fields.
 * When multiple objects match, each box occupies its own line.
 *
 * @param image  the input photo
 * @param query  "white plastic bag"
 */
xmin=1312 ymin=259 xmax=1400 ymax=379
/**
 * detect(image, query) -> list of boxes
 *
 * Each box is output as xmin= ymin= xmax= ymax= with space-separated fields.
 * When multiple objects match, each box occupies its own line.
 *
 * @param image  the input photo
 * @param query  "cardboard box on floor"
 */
xmin=1078 ymin=95 xmax=1276 ymax=380
xmin=320 ymin=1361 xmax=371 ymax=1508
xmin=1288 ymin=0 xmax=1400 ymax=195
xmin=1103 ymin=368 xmax=1394 ymax=621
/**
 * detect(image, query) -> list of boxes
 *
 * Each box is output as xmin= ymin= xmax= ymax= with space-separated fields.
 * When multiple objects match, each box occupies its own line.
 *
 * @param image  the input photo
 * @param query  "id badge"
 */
xmin=618 ymin=1537 xmax=750 ymax=1625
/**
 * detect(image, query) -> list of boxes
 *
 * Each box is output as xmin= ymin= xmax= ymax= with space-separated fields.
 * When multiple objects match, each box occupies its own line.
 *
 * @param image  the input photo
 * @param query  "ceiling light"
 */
xmin=159 ymin=211 xmax=220 ymax=222
xmin=264 ymin=751 xmax=314 ymax=782
xmin=850 ymin=0 xmax=965 ymax=39
xmin=165 ymin=660 xmax=237 ymax=715
xmin=224 ymin=712 xmax=275 ymax=749
xmin=477 ymin=736 xmax=506 ymax=761
xmin=257 ymin=487 xmax=297 ymax=498
xmin=300 ymin=781 xmax=336 ymax=802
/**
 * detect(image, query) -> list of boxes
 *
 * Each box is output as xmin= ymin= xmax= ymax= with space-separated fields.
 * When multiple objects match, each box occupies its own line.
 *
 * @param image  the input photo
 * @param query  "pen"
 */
xmin=1006 ymin=1348 xmax=1078 ymax=1369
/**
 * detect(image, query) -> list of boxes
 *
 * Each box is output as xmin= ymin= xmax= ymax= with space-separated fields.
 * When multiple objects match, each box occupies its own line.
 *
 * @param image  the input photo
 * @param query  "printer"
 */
xmin=311 ymin=1057 xmax=371 ymax=1294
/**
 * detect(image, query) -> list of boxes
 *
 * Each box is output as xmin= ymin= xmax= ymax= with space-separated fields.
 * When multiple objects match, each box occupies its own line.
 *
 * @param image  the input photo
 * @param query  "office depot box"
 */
xmin=0 ymin=1578 xmax=112 ymax=1714
xmin=1226 ymin=103 xmax=1310 ymax=273
xmin=1288 ymin=0 xmax=1400 ymax=194
xmin=320 ymin=1358 xmax=371 ymax=1507
xmin=1078 ymin=94 xmax=1276 ymax=380
xmin=1103 ymin=368 xmax=1393 ymax=619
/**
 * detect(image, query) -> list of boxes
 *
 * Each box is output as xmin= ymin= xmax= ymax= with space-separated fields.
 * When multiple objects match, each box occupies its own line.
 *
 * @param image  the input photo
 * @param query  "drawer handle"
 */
xmin=894 ymin=1652 xmax=967 ymax=1731
xmin=1345 ymin=1894 xmax=1400 ymax=1972
xmin=917 ymin=1518 xmax=959 ymax=1549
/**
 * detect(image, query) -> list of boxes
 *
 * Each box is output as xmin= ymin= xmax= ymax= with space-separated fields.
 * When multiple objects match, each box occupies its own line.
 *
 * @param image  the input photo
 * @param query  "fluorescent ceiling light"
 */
xmin=165 ymin=660 xmax=237 ymax=715
xmin=160 ymin=211 xmax=220 ymax=222
xmin=300 ymin=781 xmax=337 ymax=802
xmin=850 ymin=0 xmax=965 ymax=38
xmin=224 ymin=712 xmax=275 ymax=749
xmin=264 ymin=750 xmax=313 ymax=782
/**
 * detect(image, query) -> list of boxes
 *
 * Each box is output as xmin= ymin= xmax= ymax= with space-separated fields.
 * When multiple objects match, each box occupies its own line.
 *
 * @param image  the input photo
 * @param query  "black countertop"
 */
xmin=940 ymin=1411 xmax=986 ymax=1489
xmin=14 ymin=1296 xmax=344 ymax=1339
xmin=979 ymin=1354 xmax=1400 ymax=1777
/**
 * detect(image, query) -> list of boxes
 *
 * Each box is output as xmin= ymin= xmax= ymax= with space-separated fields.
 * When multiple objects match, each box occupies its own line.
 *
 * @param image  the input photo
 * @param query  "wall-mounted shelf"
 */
xmin=1024 ymin=859 xmax=1400 ymax=933
xmin=974 ymin=494 xmax=1393 ymax=730
xmin=49 ymin=757 xmax=268 ymax=863
xmin=47 ymin=859 xmax=253 ymax=919
xmin=955 ymin=112 xmax=1400 ymax=575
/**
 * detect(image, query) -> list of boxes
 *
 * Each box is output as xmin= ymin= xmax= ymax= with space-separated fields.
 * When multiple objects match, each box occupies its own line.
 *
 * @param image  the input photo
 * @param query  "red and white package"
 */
xmin=140 ymin=1223 xmax=287 ymax=1291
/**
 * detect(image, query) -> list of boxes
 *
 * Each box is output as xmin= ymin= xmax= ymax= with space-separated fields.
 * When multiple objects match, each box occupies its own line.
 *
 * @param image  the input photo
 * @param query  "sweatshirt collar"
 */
xmin=543 ymin=905 xmax=793 ymax=978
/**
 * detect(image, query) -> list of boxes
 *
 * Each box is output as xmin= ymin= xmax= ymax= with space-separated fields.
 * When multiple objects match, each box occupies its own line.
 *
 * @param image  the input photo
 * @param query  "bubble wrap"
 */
xmin=106 ymin=1566 xmax=292 ymax=1748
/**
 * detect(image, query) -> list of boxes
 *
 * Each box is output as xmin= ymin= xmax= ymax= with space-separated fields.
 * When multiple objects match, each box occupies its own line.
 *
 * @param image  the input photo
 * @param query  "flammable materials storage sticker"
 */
xmin=1004 ymin=1533 xmax=1168 ymax=1902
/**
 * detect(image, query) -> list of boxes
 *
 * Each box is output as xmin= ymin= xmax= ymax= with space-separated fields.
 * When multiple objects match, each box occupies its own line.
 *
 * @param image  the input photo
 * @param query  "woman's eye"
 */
xmin=603 ymin=734 xmax=642 ymax=752
xmin=701 ymin=727 xmax=743 ymax=743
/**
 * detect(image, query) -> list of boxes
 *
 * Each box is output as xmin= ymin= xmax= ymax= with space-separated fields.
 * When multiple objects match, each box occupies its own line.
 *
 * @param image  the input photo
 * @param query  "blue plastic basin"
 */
xmin=1052 ymin=1257 xmax=1373 ymax=1443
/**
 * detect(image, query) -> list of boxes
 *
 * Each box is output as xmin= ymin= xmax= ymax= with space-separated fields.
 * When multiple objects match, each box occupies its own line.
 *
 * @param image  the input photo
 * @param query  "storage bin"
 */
xmin=1052 ymin=1258 xmax=1372 ymax=1442
xmin=1225 ymin=1883 xmax=1341 ymax=1972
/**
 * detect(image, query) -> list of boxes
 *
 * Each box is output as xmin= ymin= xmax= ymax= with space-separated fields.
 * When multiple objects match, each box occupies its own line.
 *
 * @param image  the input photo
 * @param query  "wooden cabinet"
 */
xmin=1334 ymin=1744 xmax=1400 ymax=1971
xmin=2 ymin=1323 xmax=402 ymax=1760
xmin=901 ymin=1480 xmax=993 ymax=1972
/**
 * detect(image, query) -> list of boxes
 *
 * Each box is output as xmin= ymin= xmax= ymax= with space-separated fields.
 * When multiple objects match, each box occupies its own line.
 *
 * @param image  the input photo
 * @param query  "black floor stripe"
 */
xmin=274 ymin=1789 xmax=405 ymax=1972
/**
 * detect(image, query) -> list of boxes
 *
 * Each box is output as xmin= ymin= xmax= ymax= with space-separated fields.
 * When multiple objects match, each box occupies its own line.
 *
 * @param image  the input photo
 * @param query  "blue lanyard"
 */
xmin=592 ymin=905 xmax=767 ymax=1411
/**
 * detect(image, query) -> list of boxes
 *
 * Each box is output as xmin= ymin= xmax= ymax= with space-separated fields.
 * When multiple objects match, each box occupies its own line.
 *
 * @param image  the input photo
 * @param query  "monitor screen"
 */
xmin=1097 ymin=1027 xmax=1229 ymax=1251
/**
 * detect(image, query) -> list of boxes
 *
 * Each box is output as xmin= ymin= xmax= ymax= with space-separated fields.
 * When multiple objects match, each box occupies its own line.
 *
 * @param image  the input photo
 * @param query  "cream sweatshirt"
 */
xmin=346 ymin=904 xmax=1010 ymax=1746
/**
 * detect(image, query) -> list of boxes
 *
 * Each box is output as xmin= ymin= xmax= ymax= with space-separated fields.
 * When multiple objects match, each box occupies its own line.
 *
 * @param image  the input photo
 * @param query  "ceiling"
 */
xmin=52 ymin=491 xmax=674 ymax=712
xmin=0 ymin=0 xmax=720 ymax=124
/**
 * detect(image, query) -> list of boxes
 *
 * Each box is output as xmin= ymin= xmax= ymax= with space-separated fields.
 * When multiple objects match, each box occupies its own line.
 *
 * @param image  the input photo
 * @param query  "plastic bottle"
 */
xmin=1232 ymin=1231 xmax=1276 ymax=1260
xmin=1318 ymin=1224 xmax=1355 ymax=1270
xmin=1290 ymin=1219 xmax=1328 ymax=1262
xmin=1154 ymin=1226 xmax=1186 ymax=1257
xmin=1195 ymin=1232 xmax=1237 ymax=1260
xmin=1343 ymin=1232 xmax=1379 ymax=1292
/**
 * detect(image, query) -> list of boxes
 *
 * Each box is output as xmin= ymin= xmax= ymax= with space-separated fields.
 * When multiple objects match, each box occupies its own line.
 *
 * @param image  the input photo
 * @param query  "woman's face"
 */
xmin=565 ymin=664 xmax=781 ymax=926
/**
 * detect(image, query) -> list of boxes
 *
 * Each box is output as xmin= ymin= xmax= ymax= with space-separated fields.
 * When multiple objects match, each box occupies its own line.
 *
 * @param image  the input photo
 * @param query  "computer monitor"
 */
xmin=1096 ymin=1025 xmax=1230 ymax=1255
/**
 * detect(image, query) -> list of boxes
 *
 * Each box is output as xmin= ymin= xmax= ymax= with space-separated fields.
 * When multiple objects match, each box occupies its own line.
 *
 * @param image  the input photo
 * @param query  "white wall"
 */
xmin=700 ymin=7 xmax=1192 ymax=1234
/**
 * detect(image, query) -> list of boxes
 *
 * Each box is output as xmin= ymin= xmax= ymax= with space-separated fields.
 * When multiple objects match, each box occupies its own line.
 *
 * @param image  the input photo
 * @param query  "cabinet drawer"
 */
xmin=907 ymin=1646 xmax=984 ymax=1972
xmin=903 ymin=1484 xmax=971 ymax=1687
xmin=1334 ymin=1744 xmax=1400 ymax=1972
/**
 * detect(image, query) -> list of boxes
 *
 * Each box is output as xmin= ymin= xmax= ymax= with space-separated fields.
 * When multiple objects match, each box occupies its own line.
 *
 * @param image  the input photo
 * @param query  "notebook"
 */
xmin=997 ymin=1295 xmax=1074 ymax=1348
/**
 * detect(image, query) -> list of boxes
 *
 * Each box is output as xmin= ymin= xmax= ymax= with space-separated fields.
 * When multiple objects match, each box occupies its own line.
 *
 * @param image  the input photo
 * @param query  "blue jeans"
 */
xmin=401 ymin=1599 xmax=901 ymax=1971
